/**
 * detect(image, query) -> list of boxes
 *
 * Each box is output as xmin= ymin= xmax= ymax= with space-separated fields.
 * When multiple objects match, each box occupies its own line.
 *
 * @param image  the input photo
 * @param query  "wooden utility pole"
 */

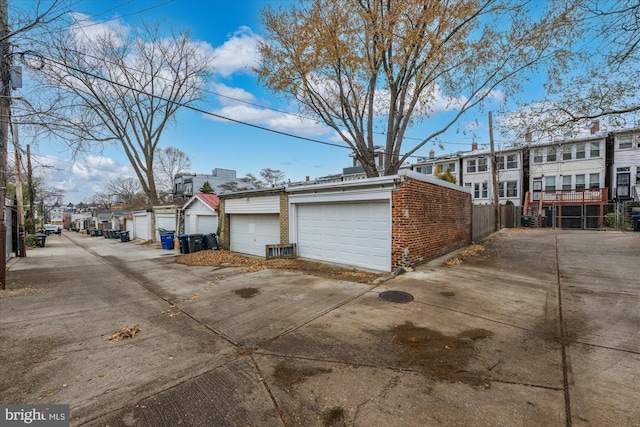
xmin=0 ymin=0 xmax=10 ymax=289
xmin=489 ymin=111 xmax=500 ymax=232
xmin=13 ymin=122 xmax=25 ymax=256
xmin=26 ymin=144 xmax=34 ymax=226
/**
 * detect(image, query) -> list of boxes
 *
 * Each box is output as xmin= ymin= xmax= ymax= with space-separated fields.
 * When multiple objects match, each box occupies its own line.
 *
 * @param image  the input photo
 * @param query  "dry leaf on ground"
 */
xmin=106 ymin=324 xmax=141 ymax=343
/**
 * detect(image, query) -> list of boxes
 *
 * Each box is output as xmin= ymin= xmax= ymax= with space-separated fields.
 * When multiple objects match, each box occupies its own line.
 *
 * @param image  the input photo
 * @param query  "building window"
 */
xmin=589 ymin=173 xmax=599 ymax=189
xmin=533 ymin=149 xmax=543 ymax=163
xmin=545 ymin=176 xmax=556 ymax=191
xmin=499 ymin=181 xmax=518 ymax=197
xmin=618 ymin=135 xmax=633 ymax=149
xmin=562 ymin=176 xmax=572 ymax=190
xmin=546 ymin=148 xmax=557 ymax=162
xmin=445 ymin=162 xmax=457 ymax=172
xmin=506 ymin=154 xmax=518 ymax=169
xmin=617 ymin=173 xmax=630 ymax=198
xmin=575 ymin=174 xmax=585 ymax=190
xmin=590 ymin=142 xmax=600 ymax=157
xmin=416 ymin=165 xmax=433 ymax=175
xmin=576 ymin=143 xmax=586 ymax=159
xmin=467 ymin=159 xmax=477 ymax=173
xmin=562 ymin=145 xmax=572 ymax=161
xmin=496 ymin=156 xmax=505 ymax=170
xmin=477 ymin=157 xmax=488 ymax=172
xmin=473 ymin=182 xmax=488 ymax=198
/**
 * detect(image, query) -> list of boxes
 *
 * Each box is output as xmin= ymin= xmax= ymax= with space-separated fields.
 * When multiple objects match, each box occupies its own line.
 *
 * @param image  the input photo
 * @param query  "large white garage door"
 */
xmin=230 ymin=214 xmax=280 ymax=257
xmin=296 ymin=201 xmax=391 ymax=271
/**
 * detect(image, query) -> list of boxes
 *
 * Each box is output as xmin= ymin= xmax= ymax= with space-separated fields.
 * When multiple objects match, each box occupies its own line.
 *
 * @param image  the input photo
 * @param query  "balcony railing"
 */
xmin=530 ymin=188 xmax=608 ymax=204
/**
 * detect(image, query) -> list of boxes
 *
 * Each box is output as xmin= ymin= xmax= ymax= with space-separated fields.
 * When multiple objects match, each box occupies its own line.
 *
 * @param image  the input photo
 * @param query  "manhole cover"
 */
xmin=379 ymin=291 xmax=414 ymax=303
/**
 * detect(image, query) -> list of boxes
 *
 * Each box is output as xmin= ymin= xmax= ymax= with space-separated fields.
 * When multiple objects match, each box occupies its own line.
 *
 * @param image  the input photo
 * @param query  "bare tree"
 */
xmin=106 ymin=177 xmax=145 ymax=207
xmin=260 ymin=168 xmax=285 ymax=188
xmin=25 ymin=19 xmax=214 ymax=205
xmin=154 ymin=146 xmax=191 ymax=195
xmin=258 ymin=0 xmax=582 ymax=177
xmin=501 ymin=1 xmax=640 ymax=141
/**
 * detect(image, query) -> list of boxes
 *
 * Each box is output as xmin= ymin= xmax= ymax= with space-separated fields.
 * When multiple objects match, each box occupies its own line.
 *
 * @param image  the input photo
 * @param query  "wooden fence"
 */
xmin=472 ymin=204 xmax=522 ymax=242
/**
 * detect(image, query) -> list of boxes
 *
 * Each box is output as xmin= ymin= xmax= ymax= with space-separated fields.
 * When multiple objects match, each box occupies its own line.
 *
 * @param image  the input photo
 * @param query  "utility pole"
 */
xmin=0 ymin=0 xmax=11 ymax=289
xmin=489 ymin=111 xmax=500 ymax=232
xmin=13 ymin=122 xmax=25 ymax=256
xmin=26 ymin=144 xmax=33 ymax=225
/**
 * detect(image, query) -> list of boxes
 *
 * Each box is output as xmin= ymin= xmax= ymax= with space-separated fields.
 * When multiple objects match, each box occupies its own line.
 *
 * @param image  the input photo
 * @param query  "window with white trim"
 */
xmin=545 ymin=176 xmax=556 ymax=191
xmin=590 ymin=142 xmax=600 ymax=157
xmin=467 ymin=159 xmax=477 ymax=173
xmin=576 ymin=174 xmax=585 ymax=190
xmin=562 ymin=176 xmax=572 ymax=190
xmin=562 ymin=145 xmax=572 ymax=161
xmin=589 ymin=173 xmax=600 ymax=189
xmin=477 ymin=158 xmax=488 ymax=172
xmin=618 ymin=135 xmax=633 ymax=149
xmin=473 ymin=182 xmax=488 ymax=198
xmin=546 ymin=147 xmax=557 ymax=162
xmin=498 ymin=181 xmax=518 ymax=197
xmin=576 ymin=143 xmax=586 ymax=159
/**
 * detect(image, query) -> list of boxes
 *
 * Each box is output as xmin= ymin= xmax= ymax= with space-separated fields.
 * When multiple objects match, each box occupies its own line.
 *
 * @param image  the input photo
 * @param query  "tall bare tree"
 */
xmin=258 ymin=0 xmax=583 ymax=177
xmin=501 ymin=1 xmax=640 ymax=141
xmin=26 ymin=19 xmax=213 ymax=205
xmin=154 ymin=146 xmax=191 ymax=195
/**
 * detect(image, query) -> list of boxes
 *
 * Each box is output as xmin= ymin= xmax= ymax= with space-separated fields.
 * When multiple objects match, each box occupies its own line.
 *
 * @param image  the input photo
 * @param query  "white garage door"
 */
xmin=296 ymin=202 xmax=391 ymax=271
xmin=196 ymin=215 xmax=218 ymax=234
xmin=230 ymin=214 xmax=280 ymax=257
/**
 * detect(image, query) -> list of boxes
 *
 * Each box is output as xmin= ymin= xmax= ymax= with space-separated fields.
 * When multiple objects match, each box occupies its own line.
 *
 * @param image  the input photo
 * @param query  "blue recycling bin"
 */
xmin=160 ymin=233 xmax=175 ymax=250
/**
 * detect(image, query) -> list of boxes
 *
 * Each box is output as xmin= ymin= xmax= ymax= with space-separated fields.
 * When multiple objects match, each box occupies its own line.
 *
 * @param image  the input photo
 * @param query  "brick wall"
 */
xmin=279 ymin=193 xmax=289 ymax=244
xmin=391 ymin=176 xmax=471 ymax=268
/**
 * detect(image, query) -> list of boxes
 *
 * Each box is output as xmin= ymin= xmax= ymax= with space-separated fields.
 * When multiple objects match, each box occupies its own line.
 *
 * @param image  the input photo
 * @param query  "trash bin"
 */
xmin=633 ymin=214 xmax=640 ymax=232
xmin=160 ymin=233 xmax=175 ymax=250
xmin=521 ymin=215 xmax=532 ymax=227
xmin=202 ymin=233 xmax=219 ymax=250
xmin=36 ymin=232 xmax=47 ymax=247
xmin=178 ymin=234 xmax=190 ymax=254
xmin=188 ymin=233 xmax=204 ymax=253
xmin=120 ymin=231 xmax=130 ymax=242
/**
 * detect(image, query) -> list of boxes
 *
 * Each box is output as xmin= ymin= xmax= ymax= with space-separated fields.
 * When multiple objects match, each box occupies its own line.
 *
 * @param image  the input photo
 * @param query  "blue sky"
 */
xmin=13 ymin=0 xmax=556 ymax=204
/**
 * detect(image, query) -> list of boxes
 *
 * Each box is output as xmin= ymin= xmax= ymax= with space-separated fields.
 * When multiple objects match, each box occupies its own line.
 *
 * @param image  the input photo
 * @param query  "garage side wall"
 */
xmin=279 ymin=193 xmax=289 ymax=244
xmin=392 ymin=177 xmax=471 ymax=268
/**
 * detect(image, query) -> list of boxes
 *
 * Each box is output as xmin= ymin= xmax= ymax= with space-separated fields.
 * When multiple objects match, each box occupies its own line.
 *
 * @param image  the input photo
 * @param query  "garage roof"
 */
xmin=183 ymin=193 xmax=220 ymax=212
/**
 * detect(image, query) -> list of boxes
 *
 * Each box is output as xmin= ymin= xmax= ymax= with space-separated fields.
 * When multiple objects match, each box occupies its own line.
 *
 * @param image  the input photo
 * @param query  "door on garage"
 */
xmin=295 ymin=201 xmax=391 ymax=271
xmin=230 ymin=214 xmax=280 ymax=256
xmin=195 ymin=214 xmax=217 ymax=234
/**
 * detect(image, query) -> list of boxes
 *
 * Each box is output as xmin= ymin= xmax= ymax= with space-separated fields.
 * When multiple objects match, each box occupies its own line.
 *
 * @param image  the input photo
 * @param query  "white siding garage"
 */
xmin=295 ymin=201 xmax=391 ymax=271
xmin=230 ymin=214 xmax=280 ymax=256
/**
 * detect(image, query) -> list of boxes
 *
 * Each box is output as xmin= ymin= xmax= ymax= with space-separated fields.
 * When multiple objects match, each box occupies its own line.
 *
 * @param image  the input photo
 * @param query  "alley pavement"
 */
xmin=0 ymin=228 xmax=638 ymax=426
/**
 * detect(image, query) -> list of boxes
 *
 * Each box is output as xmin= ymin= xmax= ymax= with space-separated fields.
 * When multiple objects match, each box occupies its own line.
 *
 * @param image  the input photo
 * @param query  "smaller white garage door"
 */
xmin=296 ymin=201 xmax=391 ymax=271
xmin=230 ymin=214 xmax=280 ymax=257
xmin=187 ymin=214 xmax=218 ymax=234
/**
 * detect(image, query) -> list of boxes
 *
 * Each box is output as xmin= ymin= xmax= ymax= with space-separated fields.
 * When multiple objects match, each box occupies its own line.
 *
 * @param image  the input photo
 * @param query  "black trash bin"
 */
xmin=521 ymin=215 xmax=532 ymax=227
xmin=178 ymin=234 xmax=190 ymax=254
xmin=36 ymin=232 xmax=47 ymax=247
xmin=202 ymin=233 xmax=219 ymax=250
xmin=188 ymin=233 xmax=204 ymax=253
xmin=120 ymin=231 xmax=130 ymax=242
xmin=633 ymin=214 xmax=640 ymax=232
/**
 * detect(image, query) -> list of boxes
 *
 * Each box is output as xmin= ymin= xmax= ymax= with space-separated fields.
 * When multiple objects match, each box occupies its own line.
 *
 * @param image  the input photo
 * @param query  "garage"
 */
xmin=224 ymin=194 xmax=283 ymax=257
xmin=295 ymin=201 xmax=391 ymax=271
xmin=183 ymin=194 xmax=220 ymax=234
xmin=230 ymin=214 xmax=280 ymax=256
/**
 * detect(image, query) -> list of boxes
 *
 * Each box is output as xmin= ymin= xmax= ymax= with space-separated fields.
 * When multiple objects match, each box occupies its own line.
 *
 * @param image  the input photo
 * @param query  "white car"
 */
xmin=43 ymin=224 xmax=61 ymax=235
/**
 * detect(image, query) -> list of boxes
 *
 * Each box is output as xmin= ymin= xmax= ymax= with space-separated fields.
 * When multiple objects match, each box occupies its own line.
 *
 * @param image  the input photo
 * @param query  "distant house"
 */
xmin=610 ymin=128 xmax=640 ymax=201
xmin=173 ymin=168 xmax=244 ymax=200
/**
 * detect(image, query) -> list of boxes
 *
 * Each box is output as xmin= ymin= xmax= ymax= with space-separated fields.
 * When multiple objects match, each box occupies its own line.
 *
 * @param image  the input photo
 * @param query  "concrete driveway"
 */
xmin=0 ymin=229 xmax=638 ymax=426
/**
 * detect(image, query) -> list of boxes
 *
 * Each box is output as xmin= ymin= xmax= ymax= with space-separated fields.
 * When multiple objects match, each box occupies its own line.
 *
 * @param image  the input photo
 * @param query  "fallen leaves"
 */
xmin=106 ymin=324 xmax=141 ymax=343
xmin=444 ymin=244 xmax=486 ymax=267
xmin=176 ymin=250 xmax=383 ymax=284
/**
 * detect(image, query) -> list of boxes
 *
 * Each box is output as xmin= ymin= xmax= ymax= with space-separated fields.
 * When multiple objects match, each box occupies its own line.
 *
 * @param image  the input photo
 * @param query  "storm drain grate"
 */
xmin=379 ymin=290 xmax=414 ymax=303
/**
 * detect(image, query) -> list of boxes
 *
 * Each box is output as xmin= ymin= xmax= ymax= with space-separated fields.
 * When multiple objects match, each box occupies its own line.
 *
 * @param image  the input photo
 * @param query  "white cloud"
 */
xmin=68 ymin=12 xmax=130 ymax=46
xmin=213 ymin=26 xmax=262 ymax=77
xmin=210 ymin=83 xmax=257 ymax=106
xmin=206 ymin=103 xmax=330 ymax=138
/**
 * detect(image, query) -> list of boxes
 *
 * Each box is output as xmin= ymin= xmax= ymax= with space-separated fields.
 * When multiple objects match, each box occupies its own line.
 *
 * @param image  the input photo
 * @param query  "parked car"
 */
xmin=43 ymin=224 xmax=62 ymax=235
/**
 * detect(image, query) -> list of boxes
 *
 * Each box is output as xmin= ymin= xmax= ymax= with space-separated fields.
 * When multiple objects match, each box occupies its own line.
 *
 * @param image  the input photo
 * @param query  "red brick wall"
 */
xmin=392 ymin=176 xmax=471 ymax=269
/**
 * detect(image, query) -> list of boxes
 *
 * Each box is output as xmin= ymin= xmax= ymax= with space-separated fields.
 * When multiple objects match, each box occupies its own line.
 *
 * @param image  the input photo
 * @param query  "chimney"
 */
xmin=305 ymin=176 xmax=310 ymax=182
xmin=525 ymin=130 xmax=532 ymax=143
xmin=590 ymin=120 xmax=600 ymax=135
xmin=471 ymin=142 xmax=478 ymax=151
xmin=429 ymin=149 xmax=435 ymax=159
